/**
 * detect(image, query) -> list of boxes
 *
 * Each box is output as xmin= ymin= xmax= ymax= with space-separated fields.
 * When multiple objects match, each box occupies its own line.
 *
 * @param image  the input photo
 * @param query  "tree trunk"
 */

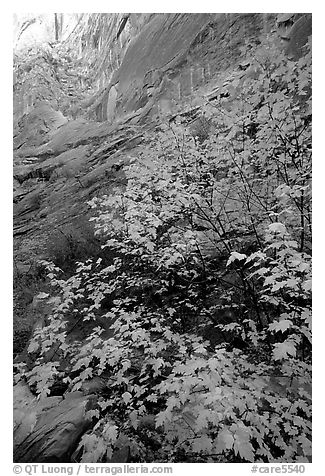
xmin=54 ymin=13 xmax=59 ymax=41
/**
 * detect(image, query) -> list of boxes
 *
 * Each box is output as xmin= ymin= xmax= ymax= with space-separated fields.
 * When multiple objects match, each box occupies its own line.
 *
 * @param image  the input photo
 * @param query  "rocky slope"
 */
xmin=13 ymin=12 xmax=312 ymax=462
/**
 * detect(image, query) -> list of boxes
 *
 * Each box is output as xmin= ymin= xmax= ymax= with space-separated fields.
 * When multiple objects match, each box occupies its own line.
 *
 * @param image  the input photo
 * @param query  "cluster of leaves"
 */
xmin=15 ymin=38 xmax=311 ymax=463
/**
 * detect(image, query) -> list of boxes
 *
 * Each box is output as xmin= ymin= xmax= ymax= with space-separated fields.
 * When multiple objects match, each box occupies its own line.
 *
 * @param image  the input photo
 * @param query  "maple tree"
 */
xmin=15 ymin=38 xmax=311 ymax=463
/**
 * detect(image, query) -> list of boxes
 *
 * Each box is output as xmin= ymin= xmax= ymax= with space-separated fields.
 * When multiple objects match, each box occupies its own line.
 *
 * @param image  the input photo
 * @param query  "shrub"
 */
xmin=16 ymin=38 xmax=311 ymax=463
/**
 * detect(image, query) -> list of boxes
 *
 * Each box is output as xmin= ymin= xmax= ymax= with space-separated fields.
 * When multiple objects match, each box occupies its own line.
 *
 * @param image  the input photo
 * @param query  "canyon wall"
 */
xmin=14 ymin=13 xmax=311 ymax=124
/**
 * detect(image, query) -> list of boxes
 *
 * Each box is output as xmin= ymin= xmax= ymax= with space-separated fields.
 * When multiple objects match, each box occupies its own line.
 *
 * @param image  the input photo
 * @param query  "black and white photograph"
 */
xmin=11 ymin=6 xmax=313 ymax=471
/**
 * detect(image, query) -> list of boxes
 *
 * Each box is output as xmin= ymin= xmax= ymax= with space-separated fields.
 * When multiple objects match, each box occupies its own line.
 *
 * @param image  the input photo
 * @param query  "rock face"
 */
xmin=14 ymin=103 xmax=68 ymax=150
xmin=286 ymin=15 xmax=312 ymax=59
xmin=13 ymin=13 xmax=312 ymax=463
xmin=95 ymin=13 xmax=275 ymax=123
xmin=277 ymin=13 xmax=312 ymax=59
xmin=14 ymin=14 xmax=311 ymax=125
xmin=84 ymin=13 xmax=312 ymax=124
xmin=13 ymin=383 xmax=97 ymax=463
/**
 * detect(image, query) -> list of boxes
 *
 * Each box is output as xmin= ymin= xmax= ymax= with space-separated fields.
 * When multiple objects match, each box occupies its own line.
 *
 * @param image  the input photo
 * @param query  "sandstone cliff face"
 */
xmin=93 ymin=13 xmax=274 ymax=122
xmin=13 ymin=13 xmax=312 ymax=462
xmin=14 ymin=13 xmax=311 ymax=123
xmin=83 ymin=13 xmax=311 ymax=124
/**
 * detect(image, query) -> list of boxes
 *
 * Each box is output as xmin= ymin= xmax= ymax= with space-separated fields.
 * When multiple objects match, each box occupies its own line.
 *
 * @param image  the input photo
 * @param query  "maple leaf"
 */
xmin=192 ymin=435 xmax=213 ymax=453
xmin=226 ymin=252 xmax=247 ymax=266
xmin=301 ymin=308 xmax=312 ymax=330
xmin=233 ymin=428 xmax=255 ymax=462
xmin=268 ymin=222 xmax=287 ymax=235
xmin=155 ymin=412 xmax=166 ymax=428
xmin=36 ymin=292 xmax=49 ymax=299
xmin=215 ymin=429 xmax=234 ymax=452
xmin=234 ymin=439 xmax=255 ymax=462
xmin=299 ymin=435 xmax=312 ymax=456
xmin=268 ymin=319 xmax=292 ymax=333
xmin=166 ymin=395 xmax=181 ymax=409
xmin=122 ymin=391 xmax=132 ymax=405
xmin=273 ymin=340 xmax=297 ymax=360
xmin=129 ymin=410 xmax=139 ymax=430
xmin=27 ymin=339 xmax=39 ymax=353
xmin=302 ymin=279 xmax=312 ymax=292
xmin=103 ymin=423 xmax=118 ymax=443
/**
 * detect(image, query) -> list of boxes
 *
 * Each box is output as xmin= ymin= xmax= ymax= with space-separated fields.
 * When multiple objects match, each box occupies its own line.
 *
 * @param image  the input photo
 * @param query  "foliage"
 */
xmin=15 ymin=38 xmax=312 ymax=463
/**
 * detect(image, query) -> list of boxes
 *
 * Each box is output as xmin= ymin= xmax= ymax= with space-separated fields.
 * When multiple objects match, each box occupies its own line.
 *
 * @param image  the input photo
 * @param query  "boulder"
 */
xmin=14 ymin=103 xmax=68 ymax=151
xmin=286 ymin=15 xmax=312 ymax=59
xmin=14 ymin=387 xmax=97 ymax=462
